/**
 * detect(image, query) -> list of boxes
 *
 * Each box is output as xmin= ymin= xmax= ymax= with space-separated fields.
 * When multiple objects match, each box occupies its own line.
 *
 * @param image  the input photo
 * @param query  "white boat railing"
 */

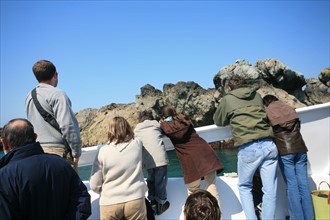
xmin=81 ymin=102 xmax=330 ymax=220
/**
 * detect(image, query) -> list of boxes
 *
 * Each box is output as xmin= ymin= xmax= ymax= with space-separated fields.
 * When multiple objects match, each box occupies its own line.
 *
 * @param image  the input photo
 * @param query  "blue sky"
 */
xmin=1 ymin=0 xmax=329 ymax=127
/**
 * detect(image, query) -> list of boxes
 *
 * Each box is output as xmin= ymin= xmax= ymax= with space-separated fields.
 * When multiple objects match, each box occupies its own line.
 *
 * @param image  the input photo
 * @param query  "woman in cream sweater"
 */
xmin=90 ymin=116 xmax=148 ymax=220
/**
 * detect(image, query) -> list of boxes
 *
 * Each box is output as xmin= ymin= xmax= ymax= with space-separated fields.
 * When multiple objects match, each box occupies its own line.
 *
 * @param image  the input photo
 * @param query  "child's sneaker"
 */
xmin=157 ymin=201 xmax=170 ymax=215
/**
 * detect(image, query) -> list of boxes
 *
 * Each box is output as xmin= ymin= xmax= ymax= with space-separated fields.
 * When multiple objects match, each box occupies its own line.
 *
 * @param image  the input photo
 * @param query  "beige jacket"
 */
xmin=134 ymin=120 xmax=169 ymax=170
xmin=89 ymin=138 xmax=148 ymax=205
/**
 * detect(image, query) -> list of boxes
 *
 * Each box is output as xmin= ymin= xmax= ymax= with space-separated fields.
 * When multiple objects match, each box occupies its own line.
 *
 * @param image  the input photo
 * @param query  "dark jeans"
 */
xmin=279 ymin=153 xmax=314 ymax=220
xmin=146 ymin=165 xmax=168 ymax=203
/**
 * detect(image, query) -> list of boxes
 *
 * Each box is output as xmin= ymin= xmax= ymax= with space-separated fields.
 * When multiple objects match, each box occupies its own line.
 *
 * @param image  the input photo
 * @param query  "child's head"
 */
xmin=108 ymin=116 xmax=134 ymax=144
xmin=160 ymin=105 xmax=177 ymax=119
xmin=262 ymin=94 xmax=278 ymax=107
xmin=184 ymin=189 xmax=221 ymax=220
xmin=138 ymin=110 xmax=154 ymax=122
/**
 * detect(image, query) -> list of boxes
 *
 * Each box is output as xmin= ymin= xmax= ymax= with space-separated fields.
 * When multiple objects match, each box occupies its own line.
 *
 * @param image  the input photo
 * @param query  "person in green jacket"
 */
xmin=213 ymin=75 xmax=278 ymax=220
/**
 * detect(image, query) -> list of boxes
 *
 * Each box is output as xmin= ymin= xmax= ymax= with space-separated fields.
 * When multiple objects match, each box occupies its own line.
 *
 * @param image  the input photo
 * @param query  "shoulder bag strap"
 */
xmin=31 ymin=88 xmax=72 ymax=155
xmin=31 ymin=88 xmax=61 ymax=133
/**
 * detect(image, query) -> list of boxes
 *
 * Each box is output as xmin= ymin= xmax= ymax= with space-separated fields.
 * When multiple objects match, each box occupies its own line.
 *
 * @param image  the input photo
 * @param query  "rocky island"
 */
xmin=76 ymin=58 xmax=330 ymax=147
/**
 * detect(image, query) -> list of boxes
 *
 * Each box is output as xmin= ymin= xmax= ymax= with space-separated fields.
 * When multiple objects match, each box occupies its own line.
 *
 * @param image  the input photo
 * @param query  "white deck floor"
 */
xmin=82 ymin=102 xmax=330 ymax=220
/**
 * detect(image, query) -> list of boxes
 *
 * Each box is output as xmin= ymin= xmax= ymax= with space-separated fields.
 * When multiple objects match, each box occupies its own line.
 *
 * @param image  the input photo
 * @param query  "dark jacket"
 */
xmin=160 ymin=119 xmax=224 ymax=184
xmin=213 ymin=87 xmax=274 ymax=147
xmin=265 ymin=100 xmax=308 ymax=155
xmin=0 ymin=142 xmax=91 ymax=220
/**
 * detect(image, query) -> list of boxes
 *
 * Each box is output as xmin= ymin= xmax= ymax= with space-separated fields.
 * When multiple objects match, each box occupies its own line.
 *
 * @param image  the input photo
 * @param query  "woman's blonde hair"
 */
xmin=108 ymin=116 xmax=134 ymax=144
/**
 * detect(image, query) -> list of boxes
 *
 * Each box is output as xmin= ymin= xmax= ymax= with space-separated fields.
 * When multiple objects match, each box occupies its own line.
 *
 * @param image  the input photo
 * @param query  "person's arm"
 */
xmin=213 ymin=98 xmax=230 ymax=126
xmin=89 ymin=150 xmax=103 ymax=194
xmin=53 ymin=90 xmax=82 ymax=159
xmin=67 ymin=169 xmax=91 ymax=220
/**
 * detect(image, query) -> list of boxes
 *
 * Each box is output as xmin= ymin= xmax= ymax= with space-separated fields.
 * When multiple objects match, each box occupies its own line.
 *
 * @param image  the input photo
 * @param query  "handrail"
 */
xmin=80 ymin=102 xmax=330 ymax=176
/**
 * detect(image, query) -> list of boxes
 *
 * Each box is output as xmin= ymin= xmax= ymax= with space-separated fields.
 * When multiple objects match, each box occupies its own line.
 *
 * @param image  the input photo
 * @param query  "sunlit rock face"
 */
xmin=76 ymin=59 xmax=329 ymax=147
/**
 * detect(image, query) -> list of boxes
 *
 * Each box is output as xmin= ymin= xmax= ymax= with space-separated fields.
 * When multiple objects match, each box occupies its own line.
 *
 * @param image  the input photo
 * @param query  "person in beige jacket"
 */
xmin=134 ymin=110 xmax=170 ymax=215
xmin=90 ymin=116 xmax=148 ymax=220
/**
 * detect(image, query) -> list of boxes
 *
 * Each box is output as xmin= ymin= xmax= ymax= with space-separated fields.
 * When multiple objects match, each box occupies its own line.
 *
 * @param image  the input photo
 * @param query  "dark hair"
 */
xmin=160 ymin=105 xmax=176 ymax=118
xmin=263 ymin=94 xmax=278 ymax=107
xmin=138 ymin=110 xmax=154 ymax=122
xmin=1 ymin=118 xmax=36 ymax=149
xmin=108 ymin=116 xmax=134 ymax=144
xmin=160 ymin=105 xmax=192 ymax=126
xmin=184 ymin=189 xmax=221 ymax=220
xmin=32 ymin=60 xmax=56 ymax=82
xmin=227 ymin=75 xmax=247 ymax=91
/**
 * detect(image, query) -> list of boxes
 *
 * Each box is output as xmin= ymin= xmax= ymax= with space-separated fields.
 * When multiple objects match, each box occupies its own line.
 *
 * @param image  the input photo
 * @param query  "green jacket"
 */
xmin=213 ymin=87 xmax=274 ymax=147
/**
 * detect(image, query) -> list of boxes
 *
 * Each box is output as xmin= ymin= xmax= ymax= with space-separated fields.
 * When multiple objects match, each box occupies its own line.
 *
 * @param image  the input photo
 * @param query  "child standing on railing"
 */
xmin=134 ymin=110 xmax=170 ymax=216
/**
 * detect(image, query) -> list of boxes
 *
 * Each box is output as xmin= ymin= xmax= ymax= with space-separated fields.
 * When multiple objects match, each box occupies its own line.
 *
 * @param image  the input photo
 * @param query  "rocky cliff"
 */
xmin=76 ymin=58 xmax=330 ymax=147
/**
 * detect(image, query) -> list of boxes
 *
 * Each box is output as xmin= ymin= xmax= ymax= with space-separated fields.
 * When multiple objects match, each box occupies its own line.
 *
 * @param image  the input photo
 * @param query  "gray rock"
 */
xmin=136 ymin=81 xmax=216 ymax=126
xmin=213 ymin=59 xmax=261 ymax=95
xmin=304 ymin=78 xmax=330 ymax=105
xmin=76 ymin=108 xmax=98 ymax=131
xmin=161 ymin=81 xmax=216 ymax=126
xmin=256 ymin=58 xmax=306 ymax=91
xmin=257 ymin=85 xmax=306 ymax=109
xmin=319 ymin=67 xmax=330 ymax=87
xmin=75 ymin=59 xmax=329 ymax=147
xmin=76 ymin=103 xmax=137 ymax=147
xmin=135 ymin=84 xmax=165 ymax=120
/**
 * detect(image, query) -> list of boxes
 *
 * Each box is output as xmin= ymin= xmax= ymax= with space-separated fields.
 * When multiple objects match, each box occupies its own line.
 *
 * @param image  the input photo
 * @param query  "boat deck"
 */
xmin=81 ymin=102 xmax=330 ymax=220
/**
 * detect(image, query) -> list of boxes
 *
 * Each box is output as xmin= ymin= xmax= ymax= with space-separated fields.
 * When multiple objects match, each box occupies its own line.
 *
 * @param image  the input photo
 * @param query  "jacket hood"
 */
xmin=135 ymin=120 xmax=159 ymax=130
xmin=229 ymin=87 xmax=256 ymax=100
xmin=109 ymin=139 xmax=135 ymax=152
xmin=160 ymin=120 xmax=192 ymax=142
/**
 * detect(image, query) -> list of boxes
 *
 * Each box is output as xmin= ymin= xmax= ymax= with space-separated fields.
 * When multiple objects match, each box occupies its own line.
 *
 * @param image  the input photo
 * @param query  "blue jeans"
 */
xmin=238 ymin=139 xmax=278 ymax=220
xmin=146 ymin=165 xmax=168 ymax=204
xmin=279 ymin=153 xmax=314 ymax=220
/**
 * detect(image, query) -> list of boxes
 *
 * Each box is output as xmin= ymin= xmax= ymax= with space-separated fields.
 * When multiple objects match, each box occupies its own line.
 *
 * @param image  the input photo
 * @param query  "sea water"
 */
xmin=79 ymin=148 xmax=238 ymax=180
xmin=0 ymin=149 xmax=238 ymax=181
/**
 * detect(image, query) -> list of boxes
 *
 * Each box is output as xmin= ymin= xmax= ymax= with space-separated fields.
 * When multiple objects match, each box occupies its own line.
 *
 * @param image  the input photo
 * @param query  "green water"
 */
xmin=1 ymin=149 xmax=238 ymax=181
xmin=79 ymin=148 xmax=238 ymax=181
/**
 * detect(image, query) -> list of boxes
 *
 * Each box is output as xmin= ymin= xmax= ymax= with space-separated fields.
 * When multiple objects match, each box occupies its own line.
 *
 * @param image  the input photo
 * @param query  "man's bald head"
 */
xmin=1 ymin=118 xmax=36 ymax=152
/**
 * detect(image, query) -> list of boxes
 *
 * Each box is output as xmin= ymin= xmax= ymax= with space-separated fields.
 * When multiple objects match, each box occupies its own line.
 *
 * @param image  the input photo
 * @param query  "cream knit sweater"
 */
xmin=89 ymin=138 xmax=148 ymax=205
